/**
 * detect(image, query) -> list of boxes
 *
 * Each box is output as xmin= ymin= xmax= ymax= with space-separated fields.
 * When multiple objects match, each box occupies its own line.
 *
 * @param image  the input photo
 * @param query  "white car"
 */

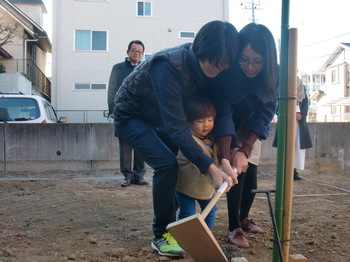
xmin=0 ymin=94 xmax=67 ymax=123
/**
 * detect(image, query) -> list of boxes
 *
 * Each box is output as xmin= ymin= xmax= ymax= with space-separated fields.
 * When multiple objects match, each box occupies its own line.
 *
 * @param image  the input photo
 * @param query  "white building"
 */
xmin=315 ymin=43 xmax=350 ymax=122
xmin=0 ymin=0 xmax=51 ymax=98
xmin=301 ymin=71 xmax=326 ymax=122
xmin=52 ymin=0 xmax=230 ymax=123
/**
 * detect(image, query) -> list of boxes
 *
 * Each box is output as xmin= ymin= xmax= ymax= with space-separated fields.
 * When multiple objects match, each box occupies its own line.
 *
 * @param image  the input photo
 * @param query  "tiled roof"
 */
xmin=340 ymin=43 xmax=350 ymax=48
xmin=8 ymin=0 xmax=44 ymax=4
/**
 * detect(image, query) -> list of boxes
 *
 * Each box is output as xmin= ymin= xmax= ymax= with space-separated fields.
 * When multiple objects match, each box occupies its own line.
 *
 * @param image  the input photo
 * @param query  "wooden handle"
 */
xmin=201 ymin=182 xmax=228 ymax=219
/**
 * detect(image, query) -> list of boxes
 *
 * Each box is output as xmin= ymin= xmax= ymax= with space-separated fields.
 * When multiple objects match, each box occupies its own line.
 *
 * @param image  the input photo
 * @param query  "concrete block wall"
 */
xmin=263 ymin=123 xmax=350 ymax=175
xmin=1 ymin=123 xmax=349 ymax=174
xmin=0 ymin=123 xmax=119 ymax=172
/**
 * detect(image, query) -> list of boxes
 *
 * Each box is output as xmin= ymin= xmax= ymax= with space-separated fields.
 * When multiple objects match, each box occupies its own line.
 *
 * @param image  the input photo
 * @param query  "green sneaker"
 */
xmin=151 ymin=232 xmax=185 ymax=257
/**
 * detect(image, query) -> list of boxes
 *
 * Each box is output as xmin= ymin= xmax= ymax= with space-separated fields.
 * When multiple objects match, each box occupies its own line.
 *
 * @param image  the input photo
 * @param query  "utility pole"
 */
xmin=241 ymin=0 xmax=262 ymax=22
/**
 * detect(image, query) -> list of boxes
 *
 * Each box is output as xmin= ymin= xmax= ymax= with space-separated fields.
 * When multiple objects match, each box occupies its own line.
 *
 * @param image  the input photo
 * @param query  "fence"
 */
xmin=1 ymin=59 xmax=51 ymax=100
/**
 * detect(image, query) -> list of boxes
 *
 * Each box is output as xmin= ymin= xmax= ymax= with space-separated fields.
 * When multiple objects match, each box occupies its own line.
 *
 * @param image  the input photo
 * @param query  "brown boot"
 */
xmin=227 ymin=228 xmax=249 ymax=248
xmin=241 ymin=218 xmax=264 ymax=233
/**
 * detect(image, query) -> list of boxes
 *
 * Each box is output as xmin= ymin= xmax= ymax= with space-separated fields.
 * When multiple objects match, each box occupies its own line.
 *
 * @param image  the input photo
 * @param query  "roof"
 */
xmin=0 ymin=47 xmax=13 ymax=59
xmin=323 ymin=97 xmax=350 ymax=106
xmin=320 ymin=43 xmax=350 ymax=70
xmin=8 ymin=0 xmax=46 ymax=13
xmin=341 ymin=43 xmax=350 ymax=48
xmin=8 ymin=0 xmax=44 ymax=4
xmin=310 ymin=90 xmax=325 ymax=101
xmin=0 ymin=0 xmax=51 ymax=52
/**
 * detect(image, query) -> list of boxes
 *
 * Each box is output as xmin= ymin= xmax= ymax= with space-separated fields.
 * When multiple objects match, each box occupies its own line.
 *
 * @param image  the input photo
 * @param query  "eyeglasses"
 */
xmin=239 ymin=58 xmax=263 ymax=68
xmin=130 ymin=49 xmax=143 ymax=55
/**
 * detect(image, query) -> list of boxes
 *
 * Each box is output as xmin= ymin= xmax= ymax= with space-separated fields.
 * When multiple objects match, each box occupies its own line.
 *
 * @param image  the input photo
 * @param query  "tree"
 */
xmin=0 ymin=17 xmax=19 ymax=48
xmin=0 ymin=62 xmax=6 ymax=73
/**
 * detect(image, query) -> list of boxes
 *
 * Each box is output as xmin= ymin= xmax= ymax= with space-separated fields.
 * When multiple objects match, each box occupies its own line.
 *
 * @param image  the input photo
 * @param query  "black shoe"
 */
xmin=133 ymin=178 xmax=149 ymax=186
xmin=121 ymin=180 xmax=131 ymax=187
xmin=294 ymin=173 xmax=302 ymax=180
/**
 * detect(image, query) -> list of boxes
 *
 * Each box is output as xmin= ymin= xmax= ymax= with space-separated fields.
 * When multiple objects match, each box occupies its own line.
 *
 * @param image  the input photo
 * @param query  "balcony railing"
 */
xmin=1 ymin=59 xmax=51 ymax=101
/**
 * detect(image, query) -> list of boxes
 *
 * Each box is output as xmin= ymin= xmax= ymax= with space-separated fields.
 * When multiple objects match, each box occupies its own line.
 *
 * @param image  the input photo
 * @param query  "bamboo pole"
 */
xmin=282 ymin=28 xmax=298 ymax=262
xmin=272 ymin=0 xmax=290 ymax=261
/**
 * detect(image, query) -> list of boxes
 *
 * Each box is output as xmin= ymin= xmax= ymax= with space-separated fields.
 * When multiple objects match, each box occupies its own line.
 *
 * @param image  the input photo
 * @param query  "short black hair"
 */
xmin=192 ymin=20 xmax=238 ymax=67
xmin=128 ymin=40 xmax=145 ymax=52
xmin=183 ymin=94 xmax=216 ymax=123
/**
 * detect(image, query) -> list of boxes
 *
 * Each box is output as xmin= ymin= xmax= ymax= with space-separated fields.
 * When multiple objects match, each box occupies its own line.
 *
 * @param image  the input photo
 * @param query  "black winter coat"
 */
xmin=273 ymin=91 xmax=313 ymax=149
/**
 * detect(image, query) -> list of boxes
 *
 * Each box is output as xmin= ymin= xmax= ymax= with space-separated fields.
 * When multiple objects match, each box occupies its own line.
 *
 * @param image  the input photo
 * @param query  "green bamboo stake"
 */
xmin=273 ymin=0 xmax=290 ymax=261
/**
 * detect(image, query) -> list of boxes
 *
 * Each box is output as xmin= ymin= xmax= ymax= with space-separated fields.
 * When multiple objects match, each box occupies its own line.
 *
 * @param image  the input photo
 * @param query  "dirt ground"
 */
xmin=0 ymin=164 xmax=349 ymax=262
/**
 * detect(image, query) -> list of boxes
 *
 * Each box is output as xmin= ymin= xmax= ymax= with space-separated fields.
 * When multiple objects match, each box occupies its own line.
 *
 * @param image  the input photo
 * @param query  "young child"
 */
xmin=175 ymin=94 xmax=219 ymax=230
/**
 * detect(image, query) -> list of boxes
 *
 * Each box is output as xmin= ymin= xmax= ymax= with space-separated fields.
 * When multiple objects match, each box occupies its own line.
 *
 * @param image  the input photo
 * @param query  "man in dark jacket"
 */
xmin=108 ymin=40 xmax=148 ymax=187
xmin=113 ymin=21 xmax=238 ymax=258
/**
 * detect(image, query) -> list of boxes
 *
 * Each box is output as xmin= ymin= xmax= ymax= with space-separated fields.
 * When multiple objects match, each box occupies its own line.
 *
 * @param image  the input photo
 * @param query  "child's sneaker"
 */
xmin=151 ymin=232 xmax=185 ymax=257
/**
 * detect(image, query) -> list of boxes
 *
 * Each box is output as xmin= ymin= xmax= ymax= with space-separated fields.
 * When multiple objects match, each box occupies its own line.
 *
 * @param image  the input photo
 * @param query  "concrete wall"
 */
xmin=1 ymin=123 xmax=349 ymax=174
xmin=0 ymin=73 xmax=32 ymax=94
xmin=0 ymin=123 xmax=119 ymax=172
xmin=262 ymin=123 xmax=350 ymax=175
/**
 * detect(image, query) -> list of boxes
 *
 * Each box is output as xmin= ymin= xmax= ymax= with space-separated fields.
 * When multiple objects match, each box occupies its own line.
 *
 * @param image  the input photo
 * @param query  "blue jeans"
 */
xmin=115 ymin=116 xmax=178 ymax=238
xmin=175 ymin=191 xmax=217 ymax=231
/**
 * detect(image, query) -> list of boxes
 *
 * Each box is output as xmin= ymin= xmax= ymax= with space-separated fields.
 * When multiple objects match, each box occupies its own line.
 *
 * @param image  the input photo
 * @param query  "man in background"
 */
xmin=108 ymin=40 xmax=148 ymax=187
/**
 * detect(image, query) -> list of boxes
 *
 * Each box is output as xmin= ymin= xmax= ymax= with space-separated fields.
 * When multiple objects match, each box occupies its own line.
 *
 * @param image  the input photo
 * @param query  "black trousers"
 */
xmin=118 ymin=138 xmax=146 ymax=181
xmin=226 ymin=163 xmax=258 ymax=231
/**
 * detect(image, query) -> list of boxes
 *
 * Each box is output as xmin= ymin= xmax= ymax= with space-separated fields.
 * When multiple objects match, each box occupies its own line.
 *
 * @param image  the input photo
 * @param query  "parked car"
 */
xmin=0 ymin=94 xmax=67 ymax=123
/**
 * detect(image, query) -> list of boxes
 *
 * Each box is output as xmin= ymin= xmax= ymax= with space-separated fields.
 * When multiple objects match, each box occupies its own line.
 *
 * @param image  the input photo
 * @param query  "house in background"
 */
xmin=0 ymin=0 xmax=51 ymax=100
xmin=52 ymin=0 xmax=230 ymax=123
xmin=301 ymin=70 xmax=326 ymax=122
xmin=312 ymin=43 xmax=350 ymax=122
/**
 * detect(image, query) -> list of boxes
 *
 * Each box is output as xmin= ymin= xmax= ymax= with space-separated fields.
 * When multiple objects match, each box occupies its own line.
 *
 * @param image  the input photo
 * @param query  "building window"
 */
xmin=137 ymin=2 xmax=152 ymax=16
xmin=75 ymin=30 xmax=107 ymax=51
xmin=179 ymin=31 xmax=196 ymax=39
xmin=331 ymin=68 xmax=339 ymax=84
xmin=74 ymin=83 xmax=107 ymax=90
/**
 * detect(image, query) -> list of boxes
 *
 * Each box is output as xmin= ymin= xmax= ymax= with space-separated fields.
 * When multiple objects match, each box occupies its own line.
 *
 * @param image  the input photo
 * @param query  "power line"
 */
xmin=303 ymin=32 xmax=350 ymax=48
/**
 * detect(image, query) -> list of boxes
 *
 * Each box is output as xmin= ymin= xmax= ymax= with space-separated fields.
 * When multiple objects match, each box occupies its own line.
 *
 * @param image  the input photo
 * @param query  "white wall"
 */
xmin=0 ymin=73 xmax=32 ymax=94
xmin=52 ymin=0 xmax=229 ymax=122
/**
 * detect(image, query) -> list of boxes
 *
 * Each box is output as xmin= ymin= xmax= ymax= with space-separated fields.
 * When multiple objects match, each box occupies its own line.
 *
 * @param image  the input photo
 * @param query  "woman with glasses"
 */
xmin=210 ymin=22 xmax=278 ymax=248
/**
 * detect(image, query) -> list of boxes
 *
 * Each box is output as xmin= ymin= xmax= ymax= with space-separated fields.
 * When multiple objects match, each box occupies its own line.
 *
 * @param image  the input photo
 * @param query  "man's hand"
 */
xmin=221 ymin=158 xmax=238 ymax=184
xmin=207 ymin=163 xmax=233 ymax=192
xmin=109 ymin=113 xmax=115 ymax=119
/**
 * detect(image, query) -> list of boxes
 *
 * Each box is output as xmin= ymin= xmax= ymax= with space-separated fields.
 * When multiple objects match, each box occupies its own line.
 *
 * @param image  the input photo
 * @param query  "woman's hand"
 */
xmin=231 ymin=149 xmax=248 ymax=174
xmin=221 ymin=158 xmax=238 ymax=184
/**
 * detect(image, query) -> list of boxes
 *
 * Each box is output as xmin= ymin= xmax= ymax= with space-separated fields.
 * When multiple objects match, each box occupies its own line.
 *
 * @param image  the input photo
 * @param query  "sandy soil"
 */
xmin=0 ymin=164 xmax=349 ymax=262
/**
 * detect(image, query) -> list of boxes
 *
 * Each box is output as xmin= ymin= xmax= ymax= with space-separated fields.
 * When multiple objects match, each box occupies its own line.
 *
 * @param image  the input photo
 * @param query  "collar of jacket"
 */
xmin=125 ymin=57 xmax=140 ymax=67
xmin=187 ymin=46 xmax=207 ymax=84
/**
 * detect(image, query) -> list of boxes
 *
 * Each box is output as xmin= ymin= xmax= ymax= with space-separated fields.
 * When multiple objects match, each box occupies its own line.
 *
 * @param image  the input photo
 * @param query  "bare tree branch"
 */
xmin=0 ymin=17 xmax=20 ymax=47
